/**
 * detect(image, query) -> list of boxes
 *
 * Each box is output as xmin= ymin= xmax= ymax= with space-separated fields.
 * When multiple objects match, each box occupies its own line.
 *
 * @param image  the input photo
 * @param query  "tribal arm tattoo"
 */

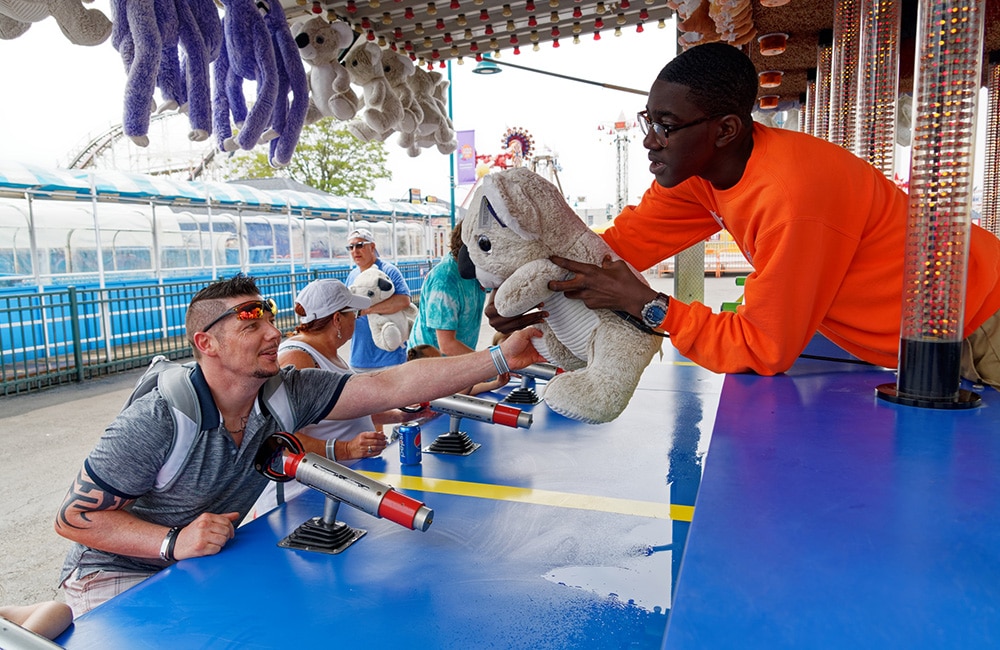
xmin=56 ymin=467 xmax=135 ymax=533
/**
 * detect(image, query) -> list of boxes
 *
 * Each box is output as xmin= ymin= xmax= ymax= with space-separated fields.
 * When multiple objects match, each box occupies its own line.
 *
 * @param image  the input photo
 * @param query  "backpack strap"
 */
xmin=260 ymin=374 xmax=295 ymax=434
xmin=258 ymin=373 xmax=297 ymax=507
xmin=154 ymin=364 xmax=203 ymax=491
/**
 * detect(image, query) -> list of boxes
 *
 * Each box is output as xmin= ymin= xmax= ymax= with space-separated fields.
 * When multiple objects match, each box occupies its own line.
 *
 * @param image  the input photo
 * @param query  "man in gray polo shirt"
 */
xmin=55 ymin=275 xmax=543 ymax=616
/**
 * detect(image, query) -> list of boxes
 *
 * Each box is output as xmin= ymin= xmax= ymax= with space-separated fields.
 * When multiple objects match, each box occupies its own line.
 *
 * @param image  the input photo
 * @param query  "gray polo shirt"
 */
xmin=60 ymin=365 xmax=348 ymax=581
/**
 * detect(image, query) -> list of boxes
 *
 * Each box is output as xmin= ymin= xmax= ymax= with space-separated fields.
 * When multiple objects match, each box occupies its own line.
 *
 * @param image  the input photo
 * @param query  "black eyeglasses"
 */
xmin=345 ymin=242 xmax=372 ymax=251
xmin=637 ymin=111 xmax=718 ymax=147
xmin=202 ymin=299 xmax=277 ymax=333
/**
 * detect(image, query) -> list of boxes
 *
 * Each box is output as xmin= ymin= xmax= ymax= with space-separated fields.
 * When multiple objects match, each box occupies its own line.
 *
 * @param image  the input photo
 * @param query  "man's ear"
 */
xmin=714 ymin=114 xmax=746 ymax=148
xmin=191 ymin=330 xmax=219 ymax=357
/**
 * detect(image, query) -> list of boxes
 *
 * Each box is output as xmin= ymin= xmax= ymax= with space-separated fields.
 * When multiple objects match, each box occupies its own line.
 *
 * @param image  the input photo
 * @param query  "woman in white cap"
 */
xmin=249 ymin=278 xmax=432 ymax=517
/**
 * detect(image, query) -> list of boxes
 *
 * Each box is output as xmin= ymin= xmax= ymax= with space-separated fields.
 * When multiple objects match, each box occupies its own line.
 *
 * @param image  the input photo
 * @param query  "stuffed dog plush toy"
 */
xmin=460 ymin=168 xmax=661 ymax=424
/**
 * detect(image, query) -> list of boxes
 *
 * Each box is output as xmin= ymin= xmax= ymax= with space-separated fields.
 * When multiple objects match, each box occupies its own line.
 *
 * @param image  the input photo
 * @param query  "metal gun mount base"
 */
xmin=424 ymin=417 xmax=480 ymax=455
xmin=503 ymin=386 xmax=539 ymax=404
xmin=278 ymin=496 xmax=366 ymax=554
xmin=503 ymin=376 xmax=540 ymax=405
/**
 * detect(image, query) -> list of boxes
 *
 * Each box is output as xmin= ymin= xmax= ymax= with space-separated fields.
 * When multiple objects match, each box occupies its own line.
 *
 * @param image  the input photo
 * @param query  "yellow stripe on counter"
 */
xmin=670 ymin=504 xmax=695 ymax=522
xmin=359 ymin=471 xmax=694 ymax=522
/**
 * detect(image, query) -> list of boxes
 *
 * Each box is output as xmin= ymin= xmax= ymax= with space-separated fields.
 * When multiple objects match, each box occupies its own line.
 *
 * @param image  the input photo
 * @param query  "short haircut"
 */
xmin=185 ymin=275 xmax=262 ymax=354
xmin=407 ymin=343 xmax=440 ymax=361
xmin=657 ymin=43 xmax=758 ymax=124
xmin=449 ymin=219 xmax=464 ymax=259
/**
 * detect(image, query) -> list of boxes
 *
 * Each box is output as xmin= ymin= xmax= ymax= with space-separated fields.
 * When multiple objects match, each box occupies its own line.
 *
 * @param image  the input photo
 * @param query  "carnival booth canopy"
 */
xmin=271 ymin=0 xmax=1000 ymax=108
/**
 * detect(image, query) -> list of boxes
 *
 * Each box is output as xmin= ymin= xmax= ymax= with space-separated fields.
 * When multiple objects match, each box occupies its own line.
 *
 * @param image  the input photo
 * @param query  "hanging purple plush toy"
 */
xmin=259 ymin=0 xmax=308 ymax=167
xmin=212 ymin=0 xmax=279 ymax=155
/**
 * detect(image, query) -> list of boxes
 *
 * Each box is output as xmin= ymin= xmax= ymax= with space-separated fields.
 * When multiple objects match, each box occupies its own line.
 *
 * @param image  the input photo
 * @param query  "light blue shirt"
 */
xmin=408 ymin=253 xmax=486 ymax=351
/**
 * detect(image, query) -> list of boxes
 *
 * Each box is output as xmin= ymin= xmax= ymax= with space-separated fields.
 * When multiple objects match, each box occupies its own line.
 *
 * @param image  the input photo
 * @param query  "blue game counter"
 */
xmin=664 ymin=354 xmax=1000 ymax=648
xmin=58 ymin=351 xmax=721 ymax=649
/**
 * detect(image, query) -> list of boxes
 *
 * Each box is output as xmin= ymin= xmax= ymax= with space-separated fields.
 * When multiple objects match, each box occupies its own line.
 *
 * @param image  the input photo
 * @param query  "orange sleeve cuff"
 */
xmin=661 ymin=297 xmax=688 ymax=334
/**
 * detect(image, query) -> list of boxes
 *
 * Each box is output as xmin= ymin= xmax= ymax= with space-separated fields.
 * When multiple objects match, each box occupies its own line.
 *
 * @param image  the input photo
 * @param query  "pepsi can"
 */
xmin=396 ymin=422 xmax=422 ymax=465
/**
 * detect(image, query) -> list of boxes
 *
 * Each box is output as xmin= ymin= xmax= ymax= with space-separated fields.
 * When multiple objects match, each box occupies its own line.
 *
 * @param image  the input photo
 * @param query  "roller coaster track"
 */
xmin=67 ymin=113 xmax=217 ymax=181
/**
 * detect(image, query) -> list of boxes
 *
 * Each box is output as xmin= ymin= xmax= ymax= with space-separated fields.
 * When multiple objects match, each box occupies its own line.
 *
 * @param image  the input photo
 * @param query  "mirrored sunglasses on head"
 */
xmin=202 ymin=298 xmax=278 ymax=332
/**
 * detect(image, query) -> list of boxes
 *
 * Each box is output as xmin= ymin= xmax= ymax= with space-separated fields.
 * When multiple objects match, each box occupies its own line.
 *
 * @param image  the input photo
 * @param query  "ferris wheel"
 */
xmin=502 ymin=126 xmax=564 ymax=194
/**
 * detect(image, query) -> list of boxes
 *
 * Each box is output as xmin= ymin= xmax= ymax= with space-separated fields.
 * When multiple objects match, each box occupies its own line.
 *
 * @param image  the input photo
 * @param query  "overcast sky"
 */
xmin=0 ymin=6 xmax=675 ymax=210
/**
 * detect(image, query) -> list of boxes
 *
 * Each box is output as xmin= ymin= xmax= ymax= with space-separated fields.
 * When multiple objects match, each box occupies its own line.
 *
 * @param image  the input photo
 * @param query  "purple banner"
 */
xmin=456 ymin=130 xmax=476 ymax=185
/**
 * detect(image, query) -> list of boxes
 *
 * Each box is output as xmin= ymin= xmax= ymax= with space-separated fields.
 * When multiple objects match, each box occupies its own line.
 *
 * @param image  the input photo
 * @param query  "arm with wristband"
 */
xmin=317 ymin=327 xmax=545 ymax=423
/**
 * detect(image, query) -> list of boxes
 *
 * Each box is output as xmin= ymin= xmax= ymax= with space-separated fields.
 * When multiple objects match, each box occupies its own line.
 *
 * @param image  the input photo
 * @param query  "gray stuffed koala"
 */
xmin=461 ymin=168 xmax=661 ymax=424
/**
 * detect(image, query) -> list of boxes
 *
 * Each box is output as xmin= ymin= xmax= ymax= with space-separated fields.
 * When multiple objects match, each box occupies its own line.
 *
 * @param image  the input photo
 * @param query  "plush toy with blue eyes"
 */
xmin=460 ymin=167 xmax=661 ymax=424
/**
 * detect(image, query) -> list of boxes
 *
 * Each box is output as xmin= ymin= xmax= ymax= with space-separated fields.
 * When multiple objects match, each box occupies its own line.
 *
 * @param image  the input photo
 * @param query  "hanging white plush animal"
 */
xmin=460 ymin=168 xmax=661 ymax=424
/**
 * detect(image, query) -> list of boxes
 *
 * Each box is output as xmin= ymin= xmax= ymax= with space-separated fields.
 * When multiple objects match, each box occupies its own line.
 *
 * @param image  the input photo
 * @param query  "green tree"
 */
xmin=222 ymin=118 xmax=391 ymax=197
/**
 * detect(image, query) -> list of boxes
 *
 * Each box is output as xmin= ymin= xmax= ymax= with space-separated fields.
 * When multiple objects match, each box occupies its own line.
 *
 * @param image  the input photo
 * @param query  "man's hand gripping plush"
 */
xmin=496 ymin=326 xmax=547 ymax=370
xmin=549 ymin=255 xmax=659 ymax=321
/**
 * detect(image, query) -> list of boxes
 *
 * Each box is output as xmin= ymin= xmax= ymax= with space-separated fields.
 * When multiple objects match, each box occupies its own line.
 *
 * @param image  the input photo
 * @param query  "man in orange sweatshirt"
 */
xmin=499 ymin=42 xmax=1000 ymax=386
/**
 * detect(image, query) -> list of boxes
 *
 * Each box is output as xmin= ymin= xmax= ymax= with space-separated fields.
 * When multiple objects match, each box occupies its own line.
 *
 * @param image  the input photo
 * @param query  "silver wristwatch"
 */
xmin=640 ymin=293 xmax=670 ymax=329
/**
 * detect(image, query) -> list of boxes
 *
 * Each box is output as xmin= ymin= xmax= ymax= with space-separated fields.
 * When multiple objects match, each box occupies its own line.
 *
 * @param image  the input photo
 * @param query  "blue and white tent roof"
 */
xmin=83 ymin=169 xmax=208 ymax=204
xmin=0 ymin=161 xmax=456 ymax=219
xmin=0 ymin=161 xmax=92 ymax=198
xmin=194 ymin=180 xmax=290 ymax=209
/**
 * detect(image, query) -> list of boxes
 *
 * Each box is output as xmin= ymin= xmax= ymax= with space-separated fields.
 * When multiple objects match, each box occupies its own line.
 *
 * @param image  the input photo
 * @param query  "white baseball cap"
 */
xmin=294 ymin=279 xmax=371 ymax=323
xmin=348 ymin=228 xmax=375 ymax=243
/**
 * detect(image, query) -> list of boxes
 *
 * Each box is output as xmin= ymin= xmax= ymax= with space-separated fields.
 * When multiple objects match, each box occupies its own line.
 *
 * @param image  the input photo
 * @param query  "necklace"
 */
xmin=223 ymin=415 xmax=249 ymax=437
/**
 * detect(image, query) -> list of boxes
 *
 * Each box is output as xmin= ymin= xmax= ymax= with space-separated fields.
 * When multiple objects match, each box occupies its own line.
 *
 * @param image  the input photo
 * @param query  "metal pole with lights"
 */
xmin=595 ymin=112 xmax=636 ymax=214
xmin=447 ymin=59 xmax=456 ymax=230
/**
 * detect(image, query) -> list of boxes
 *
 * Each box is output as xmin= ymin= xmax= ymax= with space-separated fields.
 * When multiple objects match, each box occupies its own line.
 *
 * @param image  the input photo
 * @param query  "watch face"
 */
xmin=643 ymin=302 xmax=666 ymax=327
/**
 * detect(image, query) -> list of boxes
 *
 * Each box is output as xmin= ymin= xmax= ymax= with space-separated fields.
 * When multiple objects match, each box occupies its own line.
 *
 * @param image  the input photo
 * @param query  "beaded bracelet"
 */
xmin=489 ymin=345 xmax=510 ymax=377
xmin=160 ymin=526 xmax=181 ymax=562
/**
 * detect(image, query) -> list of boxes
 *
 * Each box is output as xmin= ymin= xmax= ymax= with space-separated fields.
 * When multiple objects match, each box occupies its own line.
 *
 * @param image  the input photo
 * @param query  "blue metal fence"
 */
xmin=0 ymin=260 xmax=432 ymax=396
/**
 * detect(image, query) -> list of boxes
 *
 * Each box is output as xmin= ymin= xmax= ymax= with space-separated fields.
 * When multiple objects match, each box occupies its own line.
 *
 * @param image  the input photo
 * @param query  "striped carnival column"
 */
xmin=877 ymin=0 xmax=985 ymax=408
xmin=813 ymin=29 xmax=834 ymax=142
xmin=804 ymin=69 xmax=817 ymax=136
xmin=982 ymin=52 xmax=1000 ymax=237
xmin=855 ymin=0 xmax=902 ymax=177
xmin=829 ymin=0 xmax=863 ymax=151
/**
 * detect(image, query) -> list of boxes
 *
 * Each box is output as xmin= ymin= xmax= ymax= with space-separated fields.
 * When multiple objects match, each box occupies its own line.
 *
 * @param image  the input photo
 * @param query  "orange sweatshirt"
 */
xmin=602 ymin=123 xmax=1000 ymax=374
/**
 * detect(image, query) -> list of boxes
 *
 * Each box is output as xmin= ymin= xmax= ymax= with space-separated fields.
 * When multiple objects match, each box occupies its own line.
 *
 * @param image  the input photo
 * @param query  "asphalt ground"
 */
xmin=0 ymin=275 xmax=742 ymax=608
